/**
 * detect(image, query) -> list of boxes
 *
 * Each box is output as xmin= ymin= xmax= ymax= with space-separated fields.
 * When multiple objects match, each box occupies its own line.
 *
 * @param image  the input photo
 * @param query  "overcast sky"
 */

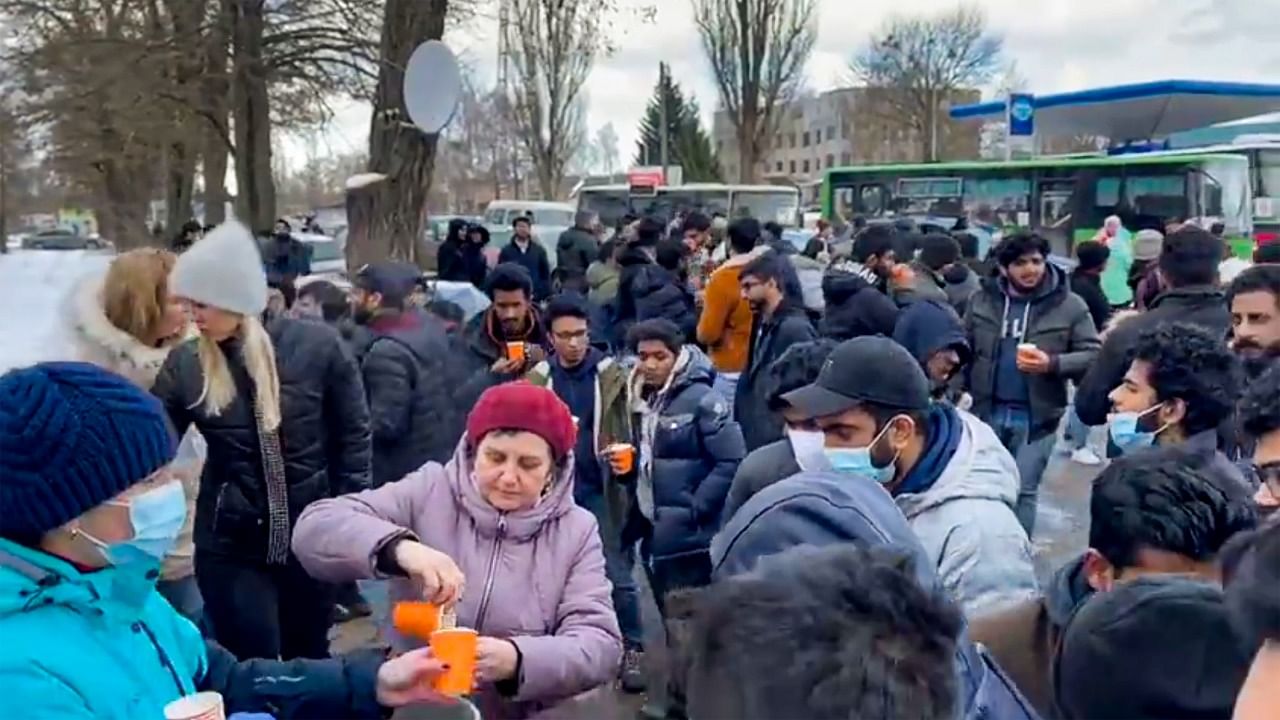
xmin=280 ymin=0 xmax=1280 ymax=171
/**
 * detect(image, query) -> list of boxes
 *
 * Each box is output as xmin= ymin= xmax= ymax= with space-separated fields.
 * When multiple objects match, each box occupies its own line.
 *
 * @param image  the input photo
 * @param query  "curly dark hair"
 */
xmin=917 ymin=233 xmax=960 ymax=271
xmin=686 ymin=544 xmax=963 ymax=720
xmin=993 ymin=231 xmax=1051 ymax=267
xmin=1240 ymin=363 xmax=1280 ymax=438
xmin=1227 ymin=263 xmax=1280 ymax=307
xmin=766 ymin=340 xmax=838 ymax=411
xmin=852 ymin=224 xmax=896 ymax=263
xmin=1090 ymin=446 xmax=1257 ymax=571
xmin=1131 ymin=322 xmax=1240 ymax=436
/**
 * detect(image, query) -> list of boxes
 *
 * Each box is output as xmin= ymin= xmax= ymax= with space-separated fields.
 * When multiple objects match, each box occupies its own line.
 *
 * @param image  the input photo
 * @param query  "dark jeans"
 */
xmin=577 ymin=488 xmax=645 ymax=650
xmin=989 ymin=404 xmax=1056 ymax=537
xmin=195 ymin=549 xmax=333 ymax=661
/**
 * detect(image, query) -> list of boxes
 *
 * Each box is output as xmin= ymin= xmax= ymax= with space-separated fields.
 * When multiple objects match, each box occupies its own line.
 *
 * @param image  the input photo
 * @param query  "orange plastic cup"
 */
xmin=430 ymin=628 xmax=478 ymax=695
xmin=506 ymin=342 xmax=526 ymax=363
xmin=605 ymin=443 xmax=635 ymax=475
xmin=392 ymin=602 xmax=441 ymax=640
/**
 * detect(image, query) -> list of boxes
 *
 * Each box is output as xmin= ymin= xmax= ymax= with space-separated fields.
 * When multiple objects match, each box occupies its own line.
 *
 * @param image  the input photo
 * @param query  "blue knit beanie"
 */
xmin=0 ymin=362 xmax=177 ymax=539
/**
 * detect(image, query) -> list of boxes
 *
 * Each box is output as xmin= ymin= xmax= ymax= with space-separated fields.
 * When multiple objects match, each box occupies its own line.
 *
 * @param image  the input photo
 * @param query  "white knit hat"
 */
xmin=169 ymin=220 xmax=268 ymax=316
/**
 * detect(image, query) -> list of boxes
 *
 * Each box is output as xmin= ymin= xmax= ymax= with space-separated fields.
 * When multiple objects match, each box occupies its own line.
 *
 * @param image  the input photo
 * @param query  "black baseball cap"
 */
xmin=353 ymin=261 xmax=421 ymax=306
xmin=782 ymin=336 xmax=930 ymax=419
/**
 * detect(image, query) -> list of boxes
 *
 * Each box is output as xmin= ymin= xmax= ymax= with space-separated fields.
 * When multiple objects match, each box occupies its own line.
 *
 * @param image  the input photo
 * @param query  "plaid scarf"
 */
xmin=254 ymin=398 xmax=291 ymax=565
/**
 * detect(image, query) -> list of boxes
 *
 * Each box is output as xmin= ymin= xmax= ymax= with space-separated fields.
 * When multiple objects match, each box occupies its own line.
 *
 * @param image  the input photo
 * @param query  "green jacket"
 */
xmin=527 ymin=356 xmax=633 ymax=541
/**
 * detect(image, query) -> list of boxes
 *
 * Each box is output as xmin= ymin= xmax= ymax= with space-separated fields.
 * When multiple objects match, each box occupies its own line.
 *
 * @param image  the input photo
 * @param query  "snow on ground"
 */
xmin=0 ymin=249 xmax=112 ymax=373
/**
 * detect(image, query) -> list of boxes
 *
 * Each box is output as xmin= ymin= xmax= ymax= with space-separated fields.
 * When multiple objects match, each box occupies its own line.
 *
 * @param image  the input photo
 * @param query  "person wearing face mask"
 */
xmin=722 ymin=339 xmax=837 ymax=523
xmin=1105 ymin=323 xmax=1246 ymax=491
xmin=292 ymin=382 xmax=623 ymax=719
xmin=0 ymin=363 xmax=456 ymax=719
xmin=262 ymin=218 xmax=312 ymax=287
xmin=783 ymin=336 xmax=1037 ymax=615
xmin=1240 ymin=364 xmax=1280 ymax=520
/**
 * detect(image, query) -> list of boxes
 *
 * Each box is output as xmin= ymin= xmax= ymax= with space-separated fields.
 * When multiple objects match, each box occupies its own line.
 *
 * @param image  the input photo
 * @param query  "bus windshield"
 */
xmin=733 ymin=189 xmax=800 ymax=226
xmin=577 ymin=186 xmax=800 ymax=228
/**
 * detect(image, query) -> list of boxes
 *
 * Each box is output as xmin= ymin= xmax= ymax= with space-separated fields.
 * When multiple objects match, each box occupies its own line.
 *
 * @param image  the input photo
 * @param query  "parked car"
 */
xmin=295 ymin=231 xmax=346 ymax=277
xmin=22 ymin=230 xmax=107 ymax=250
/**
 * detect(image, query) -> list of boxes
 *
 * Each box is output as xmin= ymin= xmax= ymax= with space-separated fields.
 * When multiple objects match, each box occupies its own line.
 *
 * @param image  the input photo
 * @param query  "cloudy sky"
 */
xmin=281 ymin=0 xmax=1280 ymax=170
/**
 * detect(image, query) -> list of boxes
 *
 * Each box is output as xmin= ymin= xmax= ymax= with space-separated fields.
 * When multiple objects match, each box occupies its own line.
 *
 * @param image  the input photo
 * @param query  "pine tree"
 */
xmin=634 ymin=65 xmax=722 ymax=182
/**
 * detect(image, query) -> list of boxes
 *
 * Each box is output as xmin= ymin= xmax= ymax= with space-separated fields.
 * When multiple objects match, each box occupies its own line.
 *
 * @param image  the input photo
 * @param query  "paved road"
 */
xmin=335 ymin=449 xmax=1103 ymax=719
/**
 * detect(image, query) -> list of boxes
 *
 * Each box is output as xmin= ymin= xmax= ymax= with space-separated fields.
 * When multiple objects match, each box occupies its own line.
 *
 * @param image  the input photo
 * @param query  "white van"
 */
xmin=482 ymin=200 xmax=577 ymax=271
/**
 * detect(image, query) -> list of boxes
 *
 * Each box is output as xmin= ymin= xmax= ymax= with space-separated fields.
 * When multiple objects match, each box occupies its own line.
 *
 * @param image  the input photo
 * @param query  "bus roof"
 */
xmin=577 ymin=183 xmax=799 ymax=193
xmin=825 ymin=153 xmax=1247 ymax=179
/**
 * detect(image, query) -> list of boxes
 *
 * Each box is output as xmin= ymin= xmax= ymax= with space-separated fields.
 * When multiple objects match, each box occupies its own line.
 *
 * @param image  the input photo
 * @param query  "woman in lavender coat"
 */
xmin=292 ymin=382 xmax=622 ymax=719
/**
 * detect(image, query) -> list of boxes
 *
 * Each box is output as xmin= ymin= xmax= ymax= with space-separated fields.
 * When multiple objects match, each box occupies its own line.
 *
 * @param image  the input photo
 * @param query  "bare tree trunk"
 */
xmin=98 ymin=161 xmax=154 ymax=250
xmin=230 ymin=0 xmax=275 ymax=233
xmin=202 ymin=0 xmax=233 ymax=225
xmin=165 ymin=141 xmax=196 ymax=233
xmin=348 ymin=0 xmax=448 ymax=270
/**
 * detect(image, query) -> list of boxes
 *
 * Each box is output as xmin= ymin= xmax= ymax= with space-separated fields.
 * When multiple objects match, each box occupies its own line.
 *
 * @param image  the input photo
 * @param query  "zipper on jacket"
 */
xmin=474 ymin=514 xmax=508 ymax=633
xmin=137 ymin=620 xmax=186 ymax=696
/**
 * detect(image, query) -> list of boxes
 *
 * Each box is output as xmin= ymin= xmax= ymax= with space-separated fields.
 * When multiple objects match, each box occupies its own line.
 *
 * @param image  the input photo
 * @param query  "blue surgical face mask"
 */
xmin=823 ymin=420 xmax=901 ymax=485
xmin=787 ymin=427 xmax=829 ymax=473
xmin=81 ymin=481 xmax=188 ymax=566
xmin=1107 ymin=405 xmax=1165 ymax=454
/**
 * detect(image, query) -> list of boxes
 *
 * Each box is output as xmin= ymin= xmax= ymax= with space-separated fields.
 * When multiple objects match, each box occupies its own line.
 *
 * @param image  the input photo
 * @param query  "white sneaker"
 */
xmin=1071 ymin=447 xmax=1103 ymax=466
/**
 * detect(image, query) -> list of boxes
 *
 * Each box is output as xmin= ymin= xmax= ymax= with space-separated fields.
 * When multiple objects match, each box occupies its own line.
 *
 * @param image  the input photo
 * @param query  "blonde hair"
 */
xmin=194 ymin=316 xmax=282 ymax=431
xmin=102 ymin=248 xmax=177 ymax=344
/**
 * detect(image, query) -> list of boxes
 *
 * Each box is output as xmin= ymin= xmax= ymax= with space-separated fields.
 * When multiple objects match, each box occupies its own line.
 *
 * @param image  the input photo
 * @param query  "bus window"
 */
xmin=734 ymin=190 xmax=801 ymax=226
xmin=1127 ymin=174 xmax=1186 ymax=224
xmin=963 ymin=177 xmax=1030 ymax=226
xmin=1256 ymin=151 xmax=1280 ymax=225
xmin=835 ymin=186 xmax=856 ymax=221
xmin=859 ymin=184 xmax=887 ymax=215
xmin=578 ymin=190 xmax=632 ymax=228
xmin=1201 ymin=159 xmax=1251 ymax=235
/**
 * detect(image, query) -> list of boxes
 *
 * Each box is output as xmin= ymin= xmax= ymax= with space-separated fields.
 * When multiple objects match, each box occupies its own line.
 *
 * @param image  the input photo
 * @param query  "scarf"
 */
xmin=253 ymin=395 xmax=291 ymax=565
xmin=484 ymin=306 xmax=540 ymax=348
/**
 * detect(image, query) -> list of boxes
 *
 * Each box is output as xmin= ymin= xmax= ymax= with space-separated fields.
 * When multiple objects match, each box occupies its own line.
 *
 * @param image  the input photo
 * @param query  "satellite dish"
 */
xmin=403 ymin=40 xmax=462 ymax=134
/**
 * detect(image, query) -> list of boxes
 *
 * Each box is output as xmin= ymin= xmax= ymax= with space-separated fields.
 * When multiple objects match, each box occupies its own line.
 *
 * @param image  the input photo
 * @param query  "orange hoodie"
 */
xmin=697 ymin=246 xmax=771 ymax=373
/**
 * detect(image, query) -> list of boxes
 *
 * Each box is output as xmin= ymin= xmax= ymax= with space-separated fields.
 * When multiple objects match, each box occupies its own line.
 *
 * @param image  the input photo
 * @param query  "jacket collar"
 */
xmin=443 ymin=439 xmax=577 ymax=543
xmin=68 ymin=274 xmax=185 ymax=388
xmin=1148 ymin=285 xmax=1225 ymax=310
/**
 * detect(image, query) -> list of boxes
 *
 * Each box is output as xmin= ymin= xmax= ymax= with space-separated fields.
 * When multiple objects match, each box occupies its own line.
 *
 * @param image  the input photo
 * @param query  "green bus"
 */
xmin=821 ymin=153 xmax=1253 ymax=258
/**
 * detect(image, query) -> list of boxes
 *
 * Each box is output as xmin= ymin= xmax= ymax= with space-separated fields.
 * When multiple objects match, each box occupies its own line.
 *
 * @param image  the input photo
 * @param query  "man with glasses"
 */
xmin=525 ymin=293 xmax=645 ymax=693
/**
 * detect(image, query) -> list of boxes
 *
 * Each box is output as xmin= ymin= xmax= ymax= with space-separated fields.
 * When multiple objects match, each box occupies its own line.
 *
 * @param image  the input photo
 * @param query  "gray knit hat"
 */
xmin=1133 ymin=229 xmax=1164 ymax=262
xmin=170 ymin=220 xmax=268 ymax=316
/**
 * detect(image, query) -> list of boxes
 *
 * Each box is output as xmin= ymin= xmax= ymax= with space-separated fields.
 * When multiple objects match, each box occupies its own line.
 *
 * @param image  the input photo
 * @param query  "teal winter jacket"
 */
xmin=0 ymin=537 xmax=388 ymax=719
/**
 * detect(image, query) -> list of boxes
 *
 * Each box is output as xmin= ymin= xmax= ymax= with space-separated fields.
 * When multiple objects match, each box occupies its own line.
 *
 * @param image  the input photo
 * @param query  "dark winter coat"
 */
xmin=438 ymin=221 xmax=489 ymax=289
xmin=455 ymin=308 xmax=549 ymax=415
xmin=944 ymin=264 xmax=983 ymax=317
xmin=499 ymin=238 xmax=553 ymax=301
xmin=1074 ymin=286 xmax=1231 ymax=426
xmin=262 ymin=234 xmax=312 ymax=282
xmin=736 ymin=302 xmax=817 ymax=451
xmin=720 ymin=438 xmax=801 ymax=524
xmin=151 ymin=319 xmax=372 ymax=561
xmin=819 ymin=269 xmax=901 ymax=340
xmin=613 ymin=249 xmax=698 ymax=349
xmin=357 ymin=309 xmax=460 ymax=487
xmin=629 ymin=347 xmax=746 ymax=561
xmin=556 ymin=226 xmax=597 ymax=292
xmin=965 ymin=264 xmax=1101 ymax=441
xmin=1069 ymin=269 xmax=1112 ymax=332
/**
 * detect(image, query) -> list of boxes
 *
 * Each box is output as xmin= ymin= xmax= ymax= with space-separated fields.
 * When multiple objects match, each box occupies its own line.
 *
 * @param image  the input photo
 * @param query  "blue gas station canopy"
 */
xmin=950 ymin=80 xmax=1280 ymax=142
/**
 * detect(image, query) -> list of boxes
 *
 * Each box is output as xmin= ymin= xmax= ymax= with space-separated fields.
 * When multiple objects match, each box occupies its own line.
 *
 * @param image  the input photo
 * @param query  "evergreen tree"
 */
xmin=634 ymin=65 xmax=722 ymax=182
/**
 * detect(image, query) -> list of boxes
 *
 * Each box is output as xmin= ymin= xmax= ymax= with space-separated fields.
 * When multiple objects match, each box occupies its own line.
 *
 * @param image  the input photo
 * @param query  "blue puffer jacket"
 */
xmin=711 ymin=473 xmax=1042 ymax=720
xmin=0 ymin=538 xmax=386 ymax=719
xmin=630 ymin=346 xmax=746 ymax=560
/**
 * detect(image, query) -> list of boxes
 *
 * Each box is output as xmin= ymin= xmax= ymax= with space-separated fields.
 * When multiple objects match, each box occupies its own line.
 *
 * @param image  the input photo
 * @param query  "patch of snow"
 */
xmin=0 ymin=249 xmax=112 ymax=373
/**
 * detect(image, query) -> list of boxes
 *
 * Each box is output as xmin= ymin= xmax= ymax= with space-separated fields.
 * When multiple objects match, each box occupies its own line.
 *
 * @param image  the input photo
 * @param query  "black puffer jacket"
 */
xmin=151 ymin=319 xmax=371 ymax=560
xmin=357 ymin=309 xmax=459 ymax=486
xmin=819 ymin=270 xmax=900 ymax=340
xmin=614 ymin=248 xmax=698 ymax=347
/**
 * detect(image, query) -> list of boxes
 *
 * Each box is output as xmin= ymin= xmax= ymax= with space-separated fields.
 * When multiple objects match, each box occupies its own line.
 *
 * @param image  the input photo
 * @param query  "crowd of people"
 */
xmin=4 ymin=205 xmax=1280 ymax=720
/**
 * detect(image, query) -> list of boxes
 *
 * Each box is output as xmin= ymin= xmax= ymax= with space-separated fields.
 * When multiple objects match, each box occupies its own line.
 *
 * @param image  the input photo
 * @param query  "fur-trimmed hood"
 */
xmin=66 ymin=273 xmax=188 ymax=390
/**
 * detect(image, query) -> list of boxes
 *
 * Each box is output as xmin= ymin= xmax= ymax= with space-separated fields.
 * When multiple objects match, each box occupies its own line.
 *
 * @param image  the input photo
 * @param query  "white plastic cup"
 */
xmin=164 ymin=692 xmax=225 ymax=720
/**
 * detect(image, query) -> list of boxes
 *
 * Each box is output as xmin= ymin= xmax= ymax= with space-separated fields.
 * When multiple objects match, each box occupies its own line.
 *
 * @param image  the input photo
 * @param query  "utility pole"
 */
xmin=658 ymin=62 xmax=670 ymax=183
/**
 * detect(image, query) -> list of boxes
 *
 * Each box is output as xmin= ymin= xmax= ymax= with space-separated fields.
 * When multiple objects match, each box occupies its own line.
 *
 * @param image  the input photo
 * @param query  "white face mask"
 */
xmin=786 ymin=427 xmax=830 ymax=473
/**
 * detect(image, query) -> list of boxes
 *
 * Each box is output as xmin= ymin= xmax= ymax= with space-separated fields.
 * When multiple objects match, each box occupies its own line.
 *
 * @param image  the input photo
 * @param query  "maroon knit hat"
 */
xmin=466 ymin=381 xmax=577 ymax=462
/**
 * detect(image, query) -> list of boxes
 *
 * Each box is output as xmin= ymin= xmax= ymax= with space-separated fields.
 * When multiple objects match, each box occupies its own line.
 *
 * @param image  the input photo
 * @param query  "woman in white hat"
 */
xmin=151 ymin=221 xmax=371 ymax=662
